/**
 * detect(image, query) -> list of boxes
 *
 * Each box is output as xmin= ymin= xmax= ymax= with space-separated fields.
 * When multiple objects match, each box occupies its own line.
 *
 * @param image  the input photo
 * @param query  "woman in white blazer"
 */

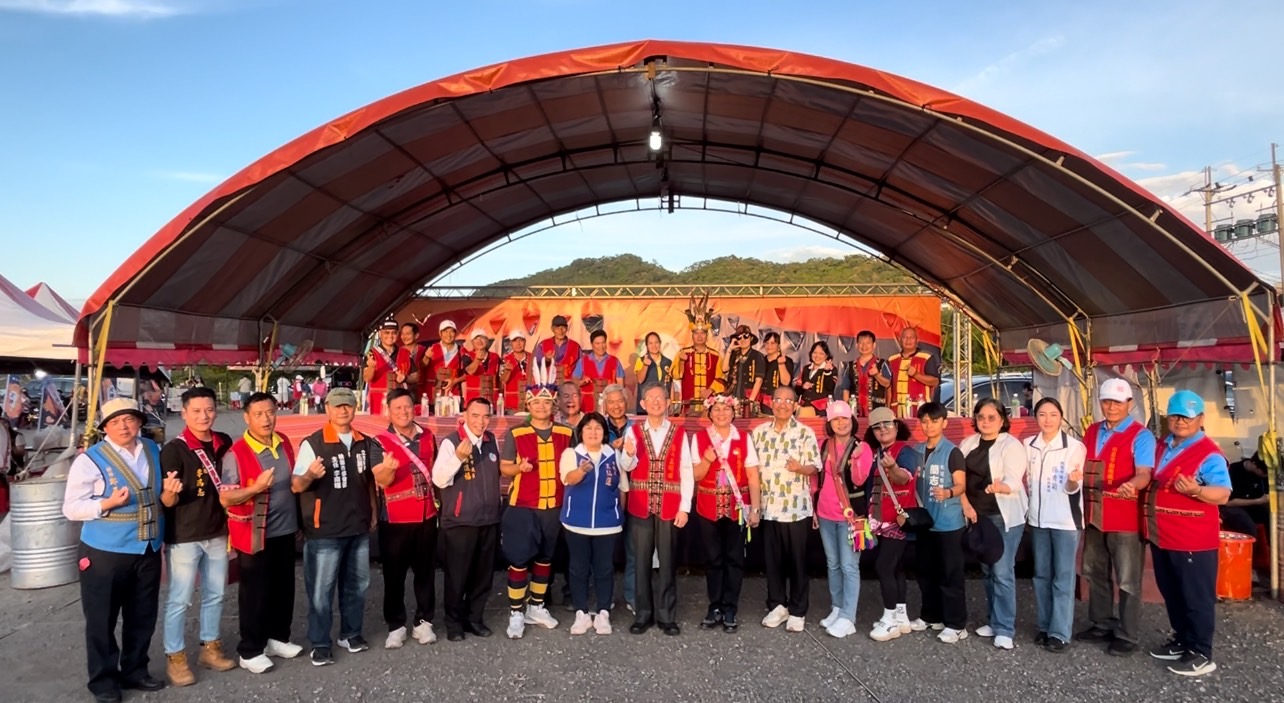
xmin=1023 ymin=398 xmax=1085 ymax=653
xmin=959 ymin=398 xmax=1028 ymax=650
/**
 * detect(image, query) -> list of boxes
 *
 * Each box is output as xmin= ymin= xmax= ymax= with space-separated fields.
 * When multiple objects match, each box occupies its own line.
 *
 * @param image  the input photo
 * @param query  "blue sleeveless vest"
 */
xmin=80 ymin=439 xmax=164 ymax=554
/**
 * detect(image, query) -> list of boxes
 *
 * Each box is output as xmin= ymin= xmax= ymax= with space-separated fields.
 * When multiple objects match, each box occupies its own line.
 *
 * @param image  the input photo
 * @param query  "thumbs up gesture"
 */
xmin=162 ymin=471 xmax=183 ymax=495
xmin=623 ymin=434 xmax=637 ymax=457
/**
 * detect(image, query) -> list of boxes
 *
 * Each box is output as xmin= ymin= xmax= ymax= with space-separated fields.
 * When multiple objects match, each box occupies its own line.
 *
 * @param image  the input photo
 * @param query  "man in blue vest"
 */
xmin=62 ymin=398 xmax=174 ymax=702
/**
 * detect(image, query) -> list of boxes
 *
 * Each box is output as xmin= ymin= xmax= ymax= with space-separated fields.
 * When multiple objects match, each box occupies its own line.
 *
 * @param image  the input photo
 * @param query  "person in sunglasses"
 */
xmin=712 ymin=325 xmax=765 ymax=417
xmin=865 ymin=407 xmax=924 ymax=641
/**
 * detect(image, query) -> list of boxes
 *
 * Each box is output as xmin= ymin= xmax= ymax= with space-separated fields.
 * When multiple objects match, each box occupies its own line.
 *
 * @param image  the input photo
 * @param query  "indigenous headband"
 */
xmin=706 ymin=394 xmax=740 ymax=408
xmin=525 ymin=357 xmax=557 ymax=401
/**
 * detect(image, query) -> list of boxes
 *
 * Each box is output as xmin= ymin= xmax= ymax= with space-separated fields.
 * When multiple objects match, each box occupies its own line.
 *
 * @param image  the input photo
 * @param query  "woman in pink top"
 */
xmin=812 ymin=400 xmax=873 ymax=638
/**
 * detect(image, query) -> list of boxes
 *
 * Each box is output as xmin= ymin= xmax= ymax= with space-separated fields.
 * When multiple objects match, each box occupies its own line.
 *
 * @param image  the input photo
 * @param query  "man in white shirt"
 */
xmin=617 ymin=382 xmax=694 ymax=636
xmin=63 ymin=398 xmax=176 ymax=702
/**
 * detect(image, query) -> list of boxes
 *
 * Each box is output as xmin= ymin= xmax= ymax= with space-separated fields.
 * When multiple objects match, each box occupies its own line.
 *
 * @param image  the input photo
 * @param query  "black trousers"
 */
xmin=875 ymin=537 xmax=910 ymax=609
xmin=378 ymin=520 xmax=438 ymax=630
xmin=565 ymin=530 xmax=618 ymax=613
xmin=79 ymin=542 xmax=161 ymax=697
xmin=762 ymin=519 xmax=810 ymax=617
xmin=1151 ymin=544 xmax=1219 ymax=659
xmin=917 ymin=528 xmax=967 ymax=630
xmin=441 ymin=524 xmax=497 ymax=635
xmin=236 ymin=534 xmax=297 ymax=658
xmin=631 ymin=514 xmax=680 ymax=625
xmin=698 ymin=515 xmax=746 ymax=616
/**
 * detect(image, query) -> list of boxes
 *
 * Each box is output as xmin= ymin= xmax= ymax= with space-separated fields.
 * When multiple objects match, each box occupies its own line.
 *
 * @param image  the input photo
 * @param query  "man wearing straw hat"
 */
xmin=63 ymin=398 xmax=171 ymax=702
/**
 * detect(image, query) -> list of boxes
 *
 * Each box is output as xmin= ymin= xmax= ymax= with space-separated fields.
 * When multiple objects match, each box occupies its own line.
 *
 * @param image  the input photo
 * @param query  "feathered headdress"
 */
xmin=685 ymin=290 xmax=715 ymax=331
xmin=525 ymin=357 xmax=558 ymax=401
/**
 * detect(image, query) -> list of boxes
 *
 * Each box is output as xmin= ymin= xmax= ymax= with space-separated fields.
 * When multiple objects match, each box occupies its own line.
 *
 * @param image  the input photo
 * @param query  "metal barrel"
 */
xmin=10 ymin=476 xmax=81 ymax=589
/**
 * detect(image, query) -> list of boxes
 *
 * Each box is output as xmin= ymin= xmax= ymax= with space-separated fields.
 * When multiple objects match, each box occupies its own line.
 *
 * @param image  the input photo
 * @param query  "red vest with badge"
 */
xmin=226 ymin=434 xmax=296 ymax=554
xmin=1143 ymin=436 xmax=1222 ymax=551
xmin=693 ymin=428 xmax=750 ymax=522
xmin=374 ymin=428 xmax=439 ymax=524
xmin=578 ymin=354 xmax=621 ymax=413
xmin=1083 ymin=420 xmax=1146 ymax=533
xmin=626 ymin=422 xmax=685 ymax=520
xmin=427 ymin=342 xmax=463 ymax=398
xmin=870 ymin=441 xmax=918 ymax=522
xmin=508 ymin=423 xmax=573 ymax=510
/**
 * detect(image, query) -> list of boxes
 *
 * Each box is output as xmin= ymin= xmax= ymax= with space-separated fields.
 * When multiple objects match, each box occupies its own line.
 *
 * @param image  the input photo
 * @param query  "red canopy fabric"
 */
xmin=75 ymin=40 xmax=1273 ymax=366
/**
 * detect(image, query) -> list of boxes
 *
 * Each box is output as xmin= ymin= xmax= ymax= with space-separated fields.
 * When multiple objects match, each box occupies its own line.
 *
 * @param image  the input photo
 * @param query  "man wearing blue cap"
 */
xmin=1143 ymin=390 xmax=1231 ymax=677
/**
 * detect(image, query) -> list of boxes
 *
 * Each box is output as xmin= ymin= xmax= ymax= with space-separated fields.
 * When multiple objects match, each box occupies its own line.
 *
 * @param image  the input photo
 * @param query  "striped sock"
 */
xmin=528 ymin=561 xmax=552 ymax=606
xmin=507 ymin=566 xmax=529 ymax=611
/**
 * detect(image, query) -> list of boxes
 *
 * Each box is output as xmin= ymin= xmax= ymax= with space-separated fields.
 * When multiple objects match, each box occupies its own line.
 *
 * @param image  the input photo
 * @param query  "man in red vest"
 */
xmin=573 ymin=329 xmax=625 ymax=414
xmin=1076 ymin=378 xmax=1155 ymax=656
xmin=218 ymin=391 xmax=304 ymax=674
xmin=461 ymin=330 xmax=500 ymax=407
xmin=673 ymin=326 xmax=720 ymax=416
xmin=500 ymin=331 xmax=531 ymax=414
xmin=535 ymin=315 xmax=582 ymax=384
xmin=885 ymin=327 xmax=938 ymax=419
xmin=363 ymin=318 xmax=403 ymax=415
xmin=371 ymin=388 xmax=439 ymax=650
xmin=426 ymin=319 xmax=463 ymax=413
xmin=617 ymin=382 xmax=694 ymax=636
xmin=396 ymin=322 xmax=427 ymax=412
xmin=1143 ymin=390 xmax=1230 ymax=677
xmin=844 ymin=330 xmax=889 ymax=418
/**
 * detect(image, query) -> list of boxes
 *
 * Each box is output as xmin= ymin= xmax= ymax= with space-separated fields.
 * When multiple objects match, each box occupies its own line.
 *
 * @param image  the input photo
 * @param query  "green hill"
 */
xmin=486 ymin=253 xmax=911 ymax=286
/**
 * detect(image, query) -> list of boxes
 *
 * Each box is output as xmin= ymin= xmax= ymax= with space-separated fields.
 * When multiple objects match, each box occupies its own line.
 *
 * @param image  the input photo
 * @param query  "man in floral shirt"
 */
xmin=750 ymin=386 xmax=821 ymax=633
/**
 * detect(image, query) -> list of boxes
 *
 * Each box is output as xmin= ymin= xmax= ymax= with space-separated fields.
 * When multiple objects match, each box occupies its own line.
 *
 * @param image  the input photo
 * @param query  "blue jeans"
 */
xmin=163 ymin=537 xmax=228 ymax=654
xmin=816 ymin=518 xmax=860 ymax=623
xmin=1031 ymin=527 xmax=1080 ymax=642
xmin=303 ymin=534 xmax=371 ymax=648
xmin=979 ymin=514 xmax=1024 ymax=638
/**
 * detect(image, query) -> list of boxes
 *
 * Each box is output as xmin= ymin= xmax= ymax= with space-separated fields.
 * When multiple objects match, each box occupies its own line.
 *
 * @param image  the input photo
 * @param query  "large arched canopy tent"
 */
xmin=75 ymin=40 xmax=1278 ymax=370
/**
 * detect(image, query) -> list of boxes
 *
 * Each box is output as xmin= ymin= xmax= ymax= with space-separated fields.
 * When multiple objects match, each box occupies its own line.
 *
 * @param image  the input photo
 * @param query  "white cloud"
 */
xmin=765 ymin=245 xmax=852 ymax=263
xmin=953 ymin=35 xmax=1066 ymax=95
xmin=0 ymin=0 xmax=191 ymax=17
xmin=153 ymin=170 xmax=222 ymax=183
xmin=1094 ymin=151 xmax=1136 ymax=165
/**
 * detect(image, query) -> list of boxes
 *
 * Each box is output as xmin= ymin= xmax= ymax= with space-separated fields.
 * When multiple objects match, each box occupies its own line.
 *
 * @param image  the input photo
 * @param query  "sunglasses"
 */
xmin=871 ymin=421 xmax=895 ymax=430
xmin=1168 ymin=415 xmax=1198 ymax=423
xmin=734 ymin=333 xmax=752 ymax=340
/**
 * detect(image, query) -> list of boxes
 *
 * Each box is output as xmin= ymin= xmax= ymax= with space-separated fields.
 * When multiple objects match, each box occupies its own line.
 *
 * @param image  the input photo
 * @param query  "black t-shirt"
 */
xmin=964 ymin=437 xmax=999 ymax=516
xmin=161 ymin=432 xmax=233 ymax=543
xmin=761 ymin=355 xmax=796 ymax=403
xmin=1229 ymin=461 xmax=1267 ymax=501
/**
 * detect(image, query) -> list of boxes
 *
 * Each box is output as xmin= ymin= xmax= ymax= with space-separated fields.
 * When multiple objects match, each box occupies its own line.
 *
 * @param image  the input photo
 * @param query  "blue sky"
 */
xmin=2 ymin=0 xmax=1281 ymax=305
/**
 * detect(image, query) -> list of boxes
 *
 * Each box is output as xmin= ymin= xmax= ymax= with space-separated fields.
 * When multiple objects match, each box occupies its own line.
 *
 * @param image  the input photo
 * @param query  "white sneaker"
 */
xmin=927 ymin=622 xmax=945 ymax=631
xmin=893 ymin=611 xmax=913 ymax=634
xmin=594 ymin=610 xmax=612 ymax=635
xmin=238 ymin=654 xmax=274 ymax=674
xmin=264 ymin=639 xmax=302 ymax=659
xmin=869 ymin=618 xmax=902 ymax=642
xmin=994 ymin=635 xmax=1014 ymax=650
xmin=506 ymin=611 xmax=526 ymax=639
xmin=938 ymin=628 xmax=968 ymax=644
xmin=907 ymin=618 xmax=928 ymax=632
xmin=524 ymin=604 xmax=559 ymax=630
xmin=819 ymin=607 xmax=841 ymax=629
xmin=826 ymin=618 xmax=857 ymax=639
xmin=384 ymin=626 xmax=407 ymax=649
xmin=411 ymin=621 xmax=437 ymax=645
xmin=975 ymin=625 xmax=995 ymax=638
xmin=569 ymin=610 xmax=593 ymax=635
xmin=786 ymin=616 xmax=805 ymax=632
xmin=761 ymin=605 xmax=790 ymax=628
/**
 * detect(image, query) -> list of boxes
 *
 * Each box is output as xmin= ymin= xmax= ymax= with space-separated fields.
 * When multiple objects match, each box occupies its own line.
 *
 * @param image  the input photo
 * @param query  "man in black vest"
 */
xmin=431 ymin=397 xmax=502 ymax=642
xmin=292 ymin=388 xmax=396 ymax=666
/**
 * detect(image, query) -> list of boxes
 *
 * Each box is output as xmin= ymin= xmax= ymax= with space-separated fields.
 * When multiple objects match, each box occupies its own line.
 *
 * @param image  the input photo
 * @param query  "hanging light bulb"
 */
xmin=649 ymin=128 xmax=663 ymax=151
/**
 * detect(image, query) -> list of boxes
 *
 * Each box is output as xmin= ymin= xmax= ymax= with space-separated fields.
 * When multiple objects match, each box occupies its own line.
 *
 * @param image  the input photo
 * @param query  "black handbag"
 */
xmin=876 ymin=458 xmax=935 ymax=533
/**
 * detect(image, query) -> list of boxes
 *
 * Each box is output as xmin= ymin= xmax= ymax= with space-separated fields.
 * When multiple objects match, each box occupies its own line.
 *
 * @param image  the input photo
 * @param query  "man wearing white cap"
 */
xmin=363 ymin=318 xmax=403 ymax=415
xmin=1143 ymin=390 xmax=1231 ymax=677
xmin=63 ymin=398 xmax=171 ymax=701
xmin=1075 ymin=378 xmax=1155 ymax=656
xmin=500 ymin=330 xmax=531 ymax=414
xmin=426 ymin=319 xmax=463 ymax=414
xmin=461 ymin=330 xmax=501 ymax=407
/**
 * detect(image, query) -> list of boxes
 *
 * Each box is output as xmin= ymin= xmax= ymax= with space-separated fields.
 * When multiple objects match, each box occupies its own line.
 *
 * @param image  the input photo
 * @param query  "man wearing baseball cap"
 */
xmin=1076 ymin=378 xmax=1155 ymax=656
xmin=62 ymin=398 xmax=171 ymax=701
xmin=461 ymin=330 xmax=501 ymax=407
xmin=363 ymin=318 xmax=404 ymax=415
xmin=500 ymin=330 xmax=531 ymax=414
xmin=535 ymin=315 xmax=582 ymax=385
xmin=426 ymin=319 xmax=463 ymax=414
xmin=1144 ymin=390 xmax=1231 ymax=677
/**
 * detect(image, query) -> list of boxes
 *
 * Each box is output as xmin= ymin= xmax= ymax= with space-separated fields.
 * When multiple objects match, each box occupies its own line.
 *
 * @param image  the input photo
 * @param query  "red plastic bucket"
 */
xmin=1216 ymin=530 xmax=1255 ymax=600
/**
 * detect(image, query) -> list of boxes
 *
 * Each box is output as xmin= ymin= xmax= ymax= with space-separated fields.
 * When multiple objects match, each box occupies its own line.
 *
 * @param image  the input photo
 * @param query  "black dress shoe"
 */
xmin=722 ymin=613 xmax=739 ymax=633
xmin=1034 ymin=632 xmax=1049 ymax=646
xmin=464 ymin=622 xmax=492 ymax=638
xmin=1044 ymin=637 xmax=1068 ymax=653
xmin=699 ymin=610 xmax=723 ymax=630
xmin=1107 ymin=639 xmax=1138 ymax=657
xmin=1074 ymin=627 xmax=1114 ymax=643
xmin=660 ymin=622 xmax=681 ymax=636
xmin=629 ymin=620 xmax=653 ymax=635
xmin=121 ymin=675 xmax=165 ymax=692
xmin=92 ymin=691 xmax=122 ymax=703
xmin=447 ymin=631 xmax=465 ymax=642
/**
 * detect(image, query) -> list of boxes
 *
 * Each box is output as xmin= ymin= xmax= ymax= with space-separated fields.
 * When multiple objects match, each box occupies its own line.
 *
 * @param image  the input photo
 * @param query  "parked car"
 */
xmin=938 ymin=372 xmax=1033 ymax=414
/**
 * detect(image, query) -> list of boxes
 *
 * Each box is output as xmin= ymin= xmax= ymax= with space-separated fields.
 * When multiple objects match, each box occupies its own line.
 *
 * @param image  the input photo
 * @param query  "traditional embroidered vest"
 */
xmin=578 ymin=354 xmax=620 ymax=413
xmin=81 ymin=439 xmax=164 ymax=554
xmin=226 ymin=434 xmax=296 ymax=554
xmin=502 ymin=352 xmax=531 ymax=412
xmin=561 ymin=447 xmax=625 ymax=531
xmin=676 ymin=348 xmax=719 ymax=410
xmin=427 ymin=342 xmax=463 ymax=398
xmin=849 ymin=356 xmax=886 ymax=417
xmin=536 ymin=338 xmax=582 ymax=384
xmin=1083 ymin=421 xmax=1146 ymax=533
xmin=461 ymin=352 xmax=500 ymax=406
xmin=888 ymin=351 xmax=932 ymax=417
xmin=760 ymin=355 xmax=792 ymax=405
xmin=869 ymin=441 xmax=918 ymax=522
xmin=375 ymin=428 xmax=438 ymax=524
xmin=397 ymin=344 xmax=427 ymax=400
xmin=508 ymin=423 xmax=573 ymax=510
xmin=625 ymin=422 xmax=685 ymax=520
xmin=694 ymin=428 xmax=751 ymax=522
xmin=1144 ymin=436 xmax=1222 ymax=551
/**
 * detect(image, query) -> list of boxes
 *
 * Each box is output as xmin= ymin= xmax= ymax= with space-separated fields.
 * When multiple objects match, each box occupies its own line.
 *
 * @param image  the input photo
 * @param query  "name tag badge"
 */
xmin=488 ymin=452 xmax=497 ymax=462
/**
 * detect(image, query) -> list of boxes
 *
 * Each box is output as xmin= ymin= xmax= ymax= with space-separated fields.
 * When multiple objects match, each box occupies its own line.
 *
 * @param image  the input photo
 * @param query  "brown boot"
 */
xmin=166 ymin=652 xmax=196 ymax=687
xmin=198 ymin=640 xmax=236 ymax=672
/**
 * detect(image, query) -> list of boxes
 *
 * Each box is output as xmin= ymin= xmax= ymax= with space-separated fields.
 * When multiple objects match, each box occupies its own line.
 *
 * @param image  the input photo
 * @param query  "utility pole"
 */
xmin=1185 ymin=166 xmax=1235 ymax=234
xmin=1274 ymin=143 xmax=1283 ymax=285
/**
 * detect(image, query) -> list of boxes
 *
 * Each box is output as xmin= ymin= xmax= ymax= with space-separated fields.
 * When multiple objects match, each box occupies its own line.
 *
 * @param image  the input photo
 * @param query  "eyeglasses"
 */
xmin=871 ymin=421 xmax=895 ymax=430
xmin=771 ymin=398 xmax=796 ymax=405
xmin=1168 ymin=415 xmax=1198 ymax=424
xmin=975 ymin=413 xmax=1002 ymax=422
